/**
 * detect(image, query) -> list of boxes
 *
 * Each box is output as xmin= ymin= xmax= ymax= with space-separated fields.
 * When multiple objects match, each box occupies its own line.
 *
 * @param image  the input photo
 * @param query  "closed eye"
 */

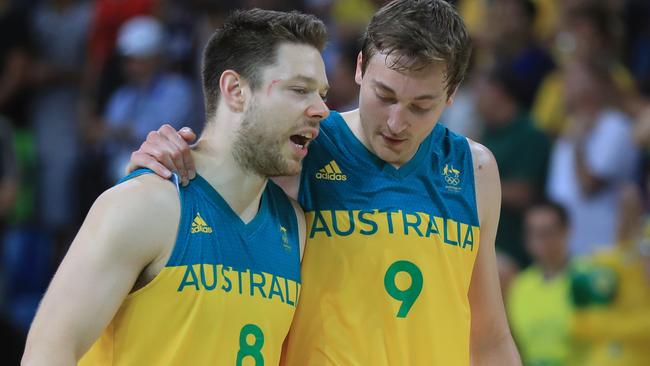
xmin=410 ymin=105 xmax=431 ymax=114
xmin=377 ymin=94 xmax=397 ymax=104
xmin=291 ymin=87 xmax=308 ymax=95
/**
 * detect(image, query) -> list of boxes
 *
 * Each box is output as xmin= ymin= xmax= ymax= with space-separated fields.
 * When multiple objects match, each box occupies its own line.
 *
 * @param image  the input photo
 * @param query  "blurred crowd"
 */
xmin=0 ymin=0 xmax=649 ymax=364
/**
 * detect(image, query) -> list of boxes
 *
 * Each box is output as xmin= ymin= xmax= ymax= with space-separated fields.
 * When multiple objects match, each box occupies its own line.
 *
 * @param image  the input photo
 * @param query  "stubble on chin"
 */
xmin=232 ymin=110 xmax=292 ymax=177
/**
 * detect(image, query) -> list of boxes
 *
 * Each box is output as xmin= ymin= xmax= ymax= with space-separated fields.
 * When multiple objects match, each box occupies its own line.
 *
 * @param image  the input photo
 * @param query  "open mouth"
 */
xmin=289 ymin=132 xmax=315 ymax=149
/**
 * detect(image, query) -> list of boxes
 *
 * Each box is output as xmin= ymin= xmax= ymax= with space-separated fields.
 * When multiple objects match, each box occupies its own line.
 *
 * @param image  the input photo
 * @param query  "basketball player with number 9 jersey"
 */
xmin=280 ymin=0 xmax=520 ymax=363
xmin=284 ymin=111 xmax=480 ymax=365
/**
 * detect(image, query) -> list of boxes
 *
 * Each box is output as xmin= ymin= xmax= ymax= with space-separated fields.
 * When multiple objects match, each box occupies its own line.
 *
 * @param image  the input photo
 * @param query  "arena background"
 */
xmin=1 ymin=0 xmax=649 ymax=364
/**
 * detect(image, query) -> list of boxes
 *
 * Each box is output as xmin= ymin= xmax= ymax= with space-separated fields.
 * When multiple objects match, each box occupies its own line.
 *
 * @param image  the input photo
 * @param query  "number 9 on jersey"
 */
xmin=384 ymin=260 xmax=423 ymax=318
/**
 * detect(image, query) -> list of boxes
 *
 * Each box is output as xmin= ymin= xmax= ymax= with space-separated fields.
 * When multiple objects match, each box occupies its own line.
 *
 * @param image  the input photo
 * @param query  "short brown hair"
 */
xmin=202 ymin=9 xmax=327 ymax=119
xmin=360 ymin=0 xmax=471 ymax=98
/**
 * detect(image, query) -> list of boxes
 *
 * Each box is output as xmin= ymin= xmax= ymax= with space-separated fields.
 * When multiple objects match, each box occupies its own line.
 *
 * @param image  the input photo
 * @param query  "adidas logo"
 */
xmin=315 ymin=160 xmax=347 ymax=181
xmin=191 ymin=212 xmax=213 ymax=234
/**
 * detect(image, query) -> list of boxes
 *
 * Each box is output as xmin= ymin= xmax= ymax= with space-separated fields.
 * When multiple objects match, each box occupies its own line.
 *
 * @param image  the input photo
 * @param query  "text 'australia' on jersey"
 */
xmin=80 ymin=170 xmax=301 ymax=366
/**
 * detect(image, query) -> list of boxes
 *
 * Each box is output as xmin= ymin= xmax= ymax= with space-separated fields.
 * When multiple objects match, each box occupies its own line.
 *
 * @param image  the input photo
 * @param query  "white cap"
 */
xmin=117 ymin=16 xmax=165 ymax=58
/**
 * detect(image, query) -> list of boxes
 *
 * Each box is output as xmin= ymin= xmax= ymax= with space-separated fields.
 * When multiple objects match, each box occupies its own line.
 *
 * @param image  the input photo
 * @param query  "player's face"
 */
xmin=233 ymin=43 xmax=329 ymax=177
xmin=525 ymin=208 xmax=567 ymax=267
xmin=123 ymin=55 xmax=159 ymax=84
xmin=355 ymin=53 xmax=454 ymax=167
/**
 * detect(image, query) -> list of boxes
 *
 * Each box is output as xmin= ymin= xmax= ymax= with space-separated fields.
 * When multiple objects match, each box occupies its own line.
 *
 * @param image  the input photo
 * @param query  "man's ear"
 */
xmin=219 ymin=70 xmax=247 ymax=112
xmin=354 ymin=51 xmax=363 ymax=86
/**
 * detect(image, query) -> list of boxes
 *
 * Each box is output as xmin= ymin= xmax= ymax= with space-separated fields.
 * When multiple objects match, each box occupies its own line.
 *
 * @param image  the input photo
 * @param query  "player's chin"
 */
xmin=284 ymin=160 xmax=303 ymax=176
xmin=272 ymin=156 xmax=302 ymax=177
xmin=374 ymin=143 xmax=407 ymax=165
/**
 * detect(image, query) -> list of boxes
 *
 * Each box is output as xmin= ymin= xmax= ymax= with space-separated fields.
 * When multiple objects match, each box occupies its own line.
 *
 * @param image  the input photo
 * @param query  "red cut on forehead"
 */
xmin=267 ymin=79 xmax=282 ymax=96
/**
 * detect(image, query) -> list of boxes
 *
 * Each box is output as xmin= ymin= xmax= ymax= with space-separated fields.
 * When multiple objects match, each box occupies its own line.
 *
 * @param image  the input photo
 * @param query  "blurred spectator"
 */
xmin=155 ymin=0 xmax=199 ymax=75
xmin=87 ymin=0 xmax=158 ymax=69
xmin=192 ymin=0 xmax=240 ymax=70
xmin=0 ymin=115 xmax=17 ymax=224
xmin=486 ymin=0 xmax=555 ymax=108
xmin=0 ymin=0 xmax=30 ymax=128
xmin=547 ymin=58 xmax=639 ymax=256
xmin=242 ymin=0 xmax=305 ymax=10
xmin=508 ymin=201 xmax=573 ymax=366
xmin=100 ymin=16 xmax=197 ymax=182
xmin=326 ymin=40 xmax=359 ymax=111
xmin=440 ymin=50 xmax=482 ymax=140
xmin=476 ymin=66 xmax=551 ymax=267
xmin=459 ymin=0 xmax=561 ymax=46
xmin=532 ymin=2 xmax=634 ymax=136
xmin=622 ymin=0 xmax=650 ymax=96
xmin=458 ymin=0 xmax=488 ymax=40
xmin=439 ymin=82 xmax=482 ymax=141
xmin=570 ymin=184 xmax=650 ymax=366
xmin=80 ymin=0 xmax=158 ymax=124
xmin=331 ymin=0 xmax=376 ymax=41
xmin=496 ymin=251 xmax=519 ymax=301
xmin=27 ymin=0 xmax=92 ymax=256
xmin=0 ymin=117 xmax=32 ymax=365
xmin=531 ymin=0 xmax=561 ymax=44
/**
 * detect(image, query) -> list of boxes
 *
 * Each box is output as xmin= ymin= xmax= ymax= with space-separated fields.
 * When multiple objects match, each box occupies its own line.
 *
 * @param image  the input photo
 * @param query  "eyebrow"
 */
xmin=290 ymin=74 xmax=330 ymax=93
xmin=373 ymin=80 xmax=439 ymax=101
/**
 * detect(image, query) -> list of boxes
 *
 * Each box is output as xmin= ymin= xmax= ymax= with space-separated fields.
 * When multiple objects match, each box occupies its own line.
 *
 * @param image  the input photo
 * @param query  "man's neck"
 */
xmin=192 ymin=136 xmax=267 ymax=224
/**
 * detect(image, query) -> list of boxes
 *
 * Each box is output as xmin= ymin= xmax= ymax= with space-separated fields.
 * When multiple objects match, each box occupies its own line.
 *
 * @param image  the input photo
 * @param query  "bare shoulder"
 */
xmin=467 ymin=138 xmax=498 ymax=180
xmin=87 ymin=173 xmax=181 ymax=261
xmin=466 ymin=138 xmax=501 ymax=226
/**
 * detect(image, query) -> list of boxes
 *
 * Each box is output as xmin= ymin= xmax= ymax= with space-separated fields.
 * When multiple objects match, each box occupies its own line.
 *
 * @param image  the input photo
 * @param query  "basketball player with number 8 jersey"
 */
xmin=22 ymin=10 xmax=330 ymax=366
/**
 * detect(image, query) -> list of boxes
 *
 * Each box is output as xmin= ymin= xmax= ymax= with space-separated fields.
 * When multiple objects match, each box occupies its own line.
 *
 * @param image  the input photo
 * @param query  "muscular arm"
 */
xmin=467 ymin=140 xmax=521 ymax=365
xmin=22 ymin=175 xmax=179 ymax=365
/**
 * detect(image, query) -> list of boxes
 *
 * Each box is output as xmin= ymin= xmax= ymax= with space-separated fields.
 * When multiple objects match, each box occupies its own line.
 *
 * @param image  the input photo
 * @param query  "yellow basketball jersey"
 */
xmin=80 ymin=172 xmax=301 ymax=365
xmin=283 ymin=112 xmax=480 ymax=365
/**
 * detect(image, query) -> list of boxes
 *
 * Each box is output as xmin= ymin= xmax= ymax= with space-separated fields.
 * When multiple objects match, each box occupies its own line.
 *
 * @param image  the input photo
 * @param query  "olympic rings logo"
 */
xmin=444 ymin=175 xmax=460 ymax=186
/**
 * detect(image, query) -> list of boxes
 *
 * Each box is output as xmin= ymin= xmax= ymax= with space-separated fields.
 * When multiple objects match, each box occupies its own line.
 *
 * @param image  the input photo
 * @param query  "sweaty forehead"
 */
xmin=261 ymin=43 xmax=328 ymax=86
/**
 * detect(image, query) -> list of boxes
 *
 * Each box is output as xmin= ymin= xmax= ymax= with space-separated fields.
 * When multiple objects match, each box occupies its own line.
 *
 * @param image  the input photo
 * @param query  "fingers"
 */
xmin=179 ymin=127 xmax=197 ymax=143
xmin=158 ymin=125 xmax=195 ymax=183
xmin=179 ymin=127 xmax=197 ymax=180
xmin=142 ymin=138 xmax=179 ymax=179
xmin=128 ymin=124 xmax=197 ymax=186
xmin=128 ymin=150 xmax=172 ymax=179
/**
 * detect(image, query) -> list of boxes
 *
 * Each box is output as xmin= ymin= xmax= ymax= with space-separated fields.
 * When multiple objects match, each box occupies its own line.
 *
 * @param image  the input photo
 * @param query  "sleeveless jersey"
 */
xmin=80 ymin=170 xmax=301 ymax=366
xmin=283 ymin=111 xmax=480 ymax=365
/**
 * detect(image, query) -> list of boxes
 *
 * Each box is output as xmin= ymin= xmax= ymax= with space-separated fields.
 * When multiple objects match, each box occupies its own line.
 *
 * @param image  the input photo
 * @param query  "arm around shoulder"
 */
xmin=22 ymin=175 xmax=180 ymax=366
xmin=467 ymin=140 xmax=522 ymax=366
